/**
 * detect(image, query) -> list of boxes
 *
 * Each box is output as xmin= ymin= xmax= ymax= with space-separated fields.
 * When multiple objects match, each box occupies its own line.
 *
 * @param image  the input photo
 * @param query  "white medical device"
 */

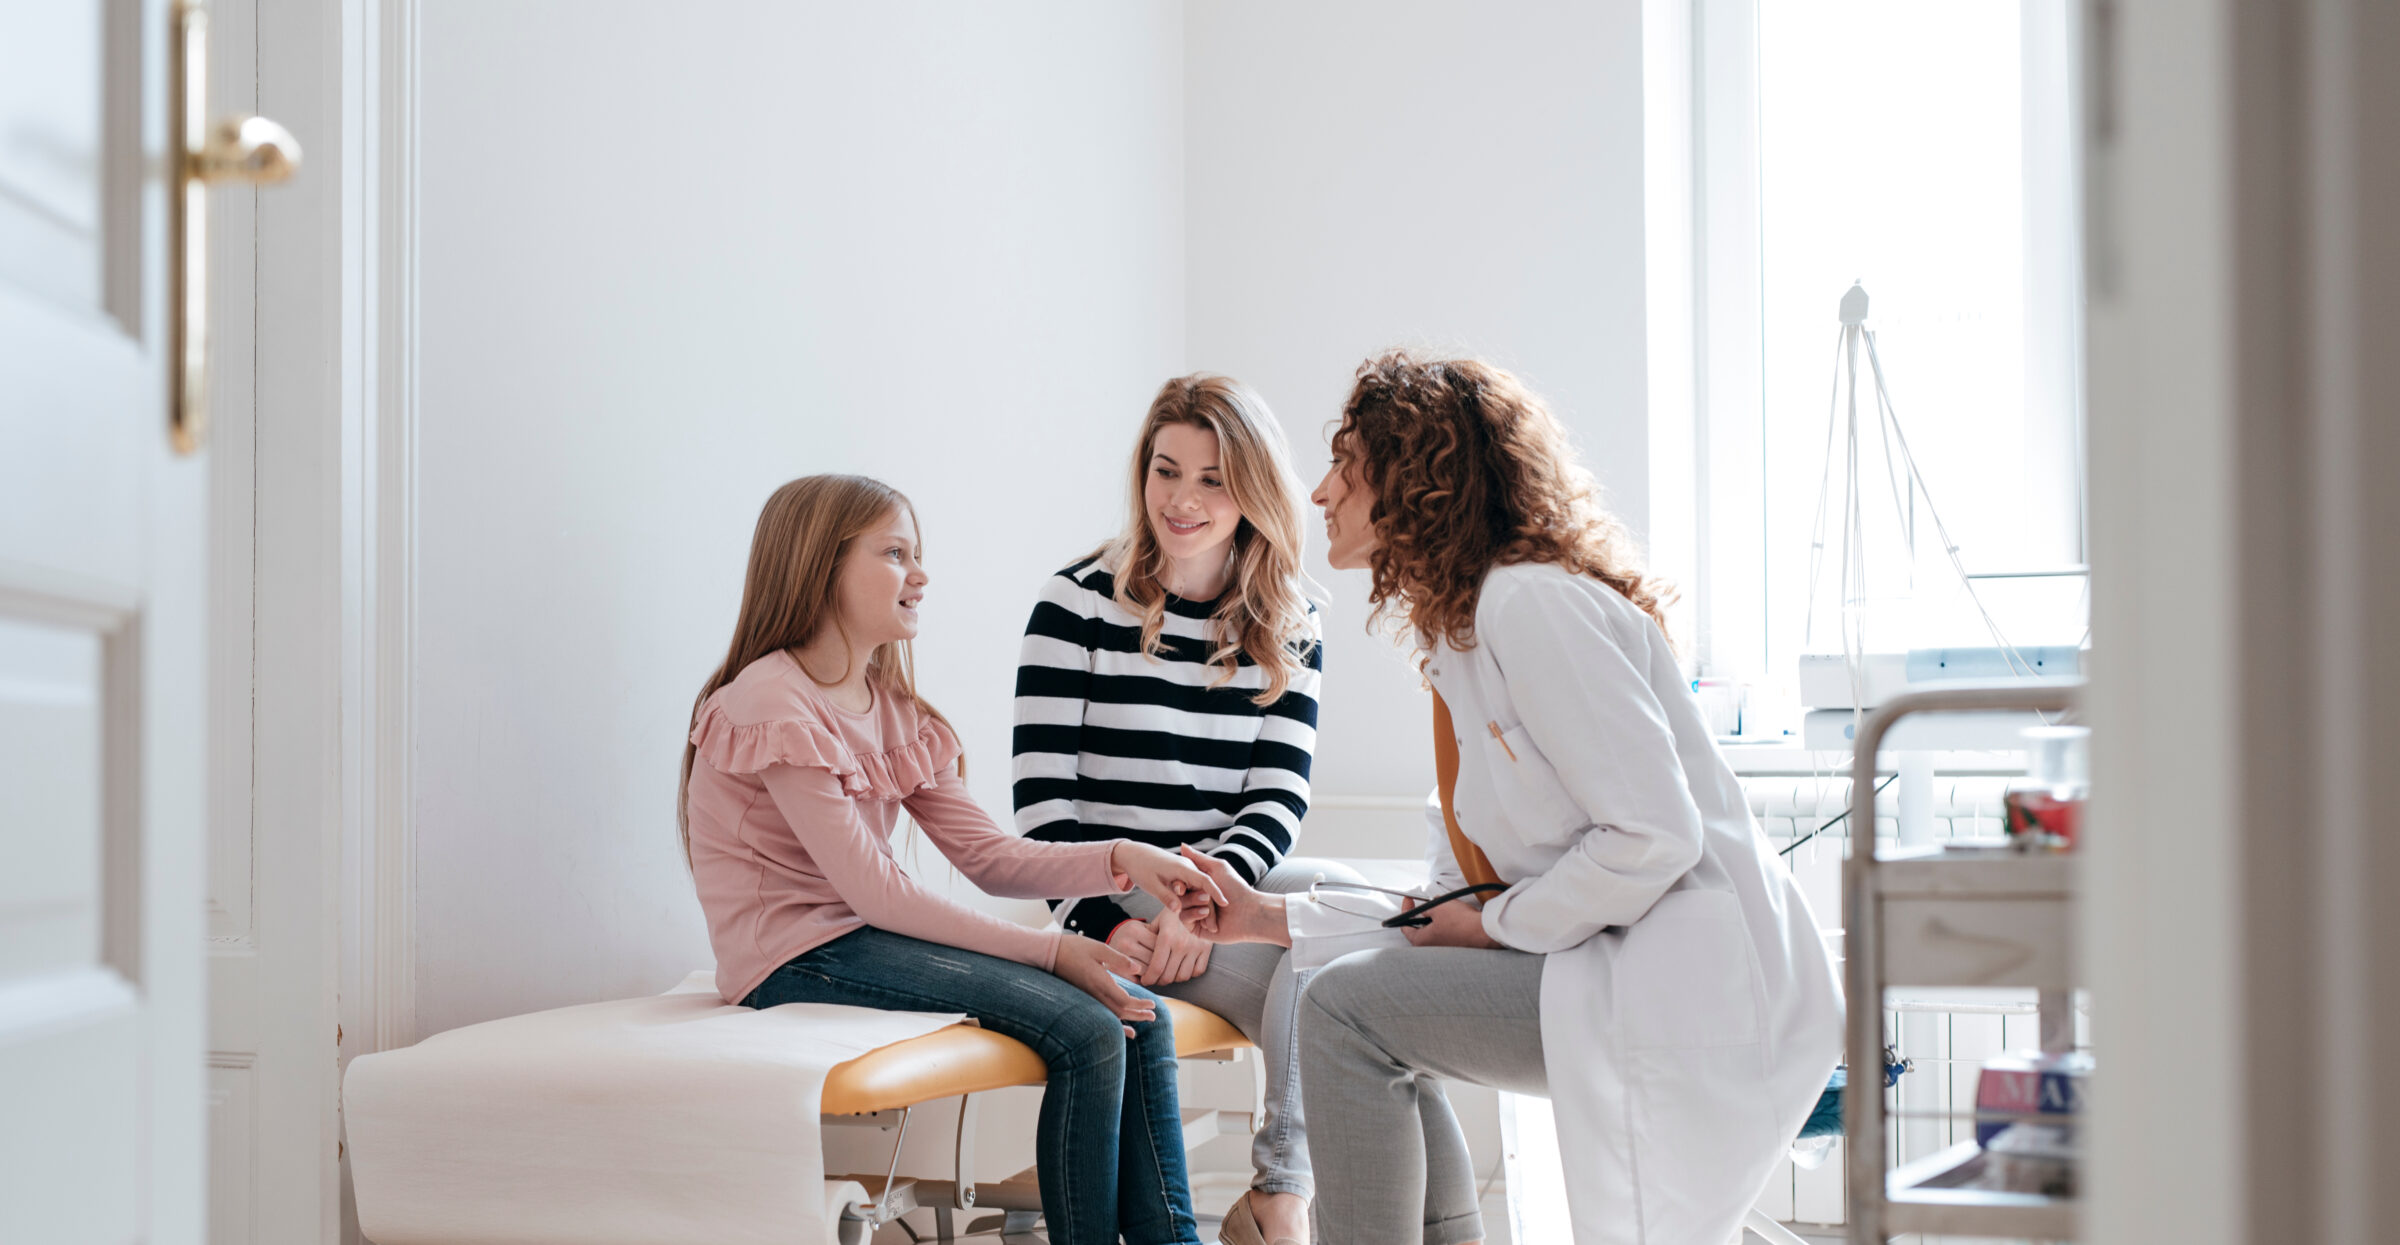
xmin=1802 ymin=284 xmax=2071 ymax=713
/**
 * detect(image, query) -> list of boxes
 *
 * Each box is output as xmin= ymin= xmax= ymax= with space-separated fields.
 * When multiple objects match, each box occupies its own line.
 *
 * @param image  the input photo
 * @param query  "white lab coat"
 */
xmin=1296 ymin=563 xmax=1843 ymax=1245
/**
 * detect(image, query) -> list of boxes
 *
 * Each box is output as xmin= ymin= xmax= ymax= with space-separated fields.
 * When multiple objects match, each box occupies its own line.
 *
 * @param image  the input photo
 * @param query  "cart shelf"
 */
xmin=1873 ymin=846 xmax=2075 ymax=991
xmin=1842 ymin=680 xmax=2085 ymax=1244
xmin=1883 ymin=1140 xmax=2078 ymax=1239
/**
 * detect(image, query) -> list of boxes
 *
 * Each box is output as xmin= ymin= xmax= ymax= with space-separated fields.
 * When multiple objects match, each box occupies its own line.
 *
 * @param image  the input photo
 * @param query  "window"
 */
xmin=1674 ymin=0 xmax=2087 ymax=729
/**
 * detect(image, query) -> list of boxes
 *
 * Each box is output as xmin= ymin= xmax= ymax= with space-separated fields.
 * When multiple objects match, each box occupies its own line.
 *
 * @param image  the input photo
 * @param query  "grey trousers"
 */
xmin=1299 ymin=944 xmax=1548 ymax=1245
xmin=1115 ymin=857 xmax=1364 ymax=1199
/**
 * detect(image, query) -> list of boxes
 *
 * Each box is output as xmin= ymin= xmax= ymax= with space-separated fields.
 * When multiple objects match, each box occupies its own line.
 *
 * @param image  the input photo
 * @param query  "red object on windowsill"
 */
xmin=2002 ymin=787 xmax=2081 ymax=852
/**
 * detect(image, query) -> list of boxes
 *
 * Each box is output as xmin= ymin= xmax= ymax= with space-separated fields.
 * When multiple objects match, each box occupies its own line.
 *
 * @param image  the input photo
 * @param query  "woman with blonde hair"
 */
xmin=681 ymin=473 xmax=1224 ymax=1245
xmin=1014 ymin=375 xmax=1358 ymax=1245
xmin=1175 ymin=352 xmax=1843 ymax=1245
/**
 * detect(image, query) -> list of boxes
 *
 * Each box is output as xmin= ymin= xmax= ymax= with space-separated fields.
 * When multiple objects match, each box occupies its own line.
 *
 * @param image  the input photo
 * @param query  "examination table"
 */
xmin=344 ymin=971 xmax=1252 ymax=1245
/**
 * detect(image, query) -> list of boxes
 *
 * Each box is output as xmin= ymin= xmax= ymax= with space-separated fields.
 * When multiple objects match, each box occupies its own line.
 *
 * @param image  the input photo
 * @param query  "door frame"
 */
xmin=2082 ymin=0 xmax=2400 ymax=1241
xmin=334 ymin=0 xmax=421 ymax=1221
xmin=340 ymin=0 xmax=419 ymax=1072
xmin=222 ymin=0 xmax=419 ymax=1239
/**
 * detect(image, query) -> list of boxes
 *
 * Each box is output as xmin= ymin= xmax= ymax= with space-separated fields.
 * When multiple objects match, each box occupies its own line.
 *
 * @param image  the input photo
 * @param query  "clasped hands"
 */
xmin=1053 ymin=842 xmax=1229 ymax=1034
xmin=1060 ymin=843 xmax=1499 ymax=1036
xmin=1163 ymin=846 xmax=1502 ymax=952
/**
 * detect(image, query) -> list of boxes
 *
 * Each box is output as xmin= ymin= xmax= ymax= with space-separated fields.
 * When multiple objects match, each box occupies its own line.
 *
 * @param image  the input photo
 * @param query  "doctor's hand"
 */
xmin=1400 ymin=895 xmax=1503 ymax=950
xmin=1051 ymin=934 xmax=1154 ymax=1038
xmin=1174 ymin=847 xmax=1293 ymax=948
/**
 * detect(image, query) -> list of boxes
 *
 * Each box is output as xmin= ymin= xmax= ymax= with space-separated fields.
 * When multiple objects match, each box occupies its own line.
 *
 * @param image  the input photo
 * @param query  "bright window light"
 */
xmin=1754 ymin=0 xmax=2085 ymax=676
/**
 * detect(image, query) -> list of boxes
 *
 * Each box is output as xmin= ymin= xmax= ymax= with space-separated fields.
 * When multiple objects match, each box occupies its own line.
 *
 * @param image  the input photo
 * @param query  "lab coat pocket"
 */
xmin=1483 ymin=721 xmax=1587 ymax=841
xmin=1615 ymin=889 xmax=1763 ymax=1050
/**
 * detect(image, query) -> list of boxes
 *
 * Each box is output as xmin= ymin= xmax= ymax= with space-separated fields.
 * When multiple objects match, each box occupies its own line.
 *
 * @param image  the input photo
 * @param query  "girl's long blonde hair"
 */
xmin=1100 ymin=374 xmax=1319 ymax=705
xmin=679 ymin=474 xmax=954 ymax=859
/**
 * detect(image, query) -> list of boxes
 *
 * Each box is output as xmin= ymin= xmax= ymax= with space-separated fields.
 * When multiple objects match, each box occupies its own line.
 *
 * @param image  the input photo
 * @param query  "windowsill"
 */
xmin=1715 ymin=741 xmax=2029 ymax=776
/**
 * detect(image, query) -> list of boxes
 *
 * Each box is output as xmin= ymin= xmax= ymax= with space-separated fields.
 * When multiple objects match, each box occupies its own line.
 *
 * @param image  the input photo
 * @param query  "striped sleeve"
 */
xmin=1012 ymin=562 xmax=1135 ymax=941
xmin=1206 ymin=607 xmax=1320 ymax=884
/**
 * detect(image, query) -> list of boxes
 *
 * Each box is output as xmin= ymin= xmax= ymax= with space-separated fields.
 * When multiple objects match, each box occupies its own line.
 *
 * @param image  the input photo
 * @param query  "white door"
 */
xmin=0 ymin=3 xmax=294 ymax=1242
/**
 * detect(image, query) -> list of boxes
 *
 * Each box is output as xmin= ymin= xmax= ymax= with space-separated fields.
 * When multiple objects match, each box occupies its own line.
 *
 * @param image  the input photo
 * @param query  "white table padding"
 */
xmin=345 ymin=971 xmax=962 ymax=1245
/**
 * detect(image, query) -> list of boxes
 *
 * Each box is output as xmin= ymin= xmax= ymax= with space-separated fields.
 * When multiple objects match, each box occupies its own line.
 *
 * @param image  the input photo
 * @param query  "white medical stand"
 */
xmin=1842 ymin=679 xmax=2084 ymax=1244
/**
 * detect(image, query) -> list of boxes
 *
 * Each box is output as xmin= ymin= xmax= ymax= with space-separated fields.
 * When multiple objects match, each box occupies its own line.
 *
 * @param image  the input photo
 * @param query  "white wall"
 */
xmin=412 ymin=1 xmax=1186 ymax=1035
xmin=411 ymin=0 xmax=1656 ymax=1025
xmin=1184 ymin=0 xmax=1654 ymax=804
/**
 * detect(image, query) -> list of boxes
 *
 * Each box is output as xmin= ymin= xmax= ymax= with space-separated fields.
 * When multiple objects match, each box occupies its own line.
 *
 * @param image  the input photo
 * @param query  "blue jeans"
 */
xmin=744 ymin=926 xmax=1200 ymax=1245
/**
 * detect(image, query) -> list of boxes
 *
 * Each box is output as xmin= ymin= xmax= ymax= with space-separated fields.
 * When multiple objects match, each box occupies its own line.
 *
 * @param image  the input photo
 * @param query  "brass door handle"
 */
xmin=170 ymin=0 xmax=303 ymax=455
xmin=195 ymin=115 xmax=303 ymax=186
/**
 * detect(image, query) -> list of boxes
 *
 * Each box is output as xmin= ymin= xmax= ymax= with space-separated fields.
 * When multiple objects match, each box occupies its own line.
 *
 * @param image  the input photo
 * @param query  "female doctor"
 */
xmin=1175 ymin=351 xmax=1844 ymax=1245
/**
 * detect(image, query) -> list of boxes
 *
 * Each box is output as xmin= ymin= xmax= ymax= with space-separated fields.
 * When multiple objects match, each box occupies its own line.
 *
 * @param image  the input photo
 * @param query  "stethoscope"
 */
xmin=1308 ymin=878 xmax=1512 ymax=929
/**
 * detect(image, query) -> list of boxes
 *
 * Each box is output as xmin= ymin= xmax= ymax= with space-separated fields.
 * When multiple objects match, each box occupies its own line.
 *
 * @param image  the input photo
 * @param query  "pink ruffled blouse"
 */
xmin=686 ymin=650 xmax=1128 ymax=1005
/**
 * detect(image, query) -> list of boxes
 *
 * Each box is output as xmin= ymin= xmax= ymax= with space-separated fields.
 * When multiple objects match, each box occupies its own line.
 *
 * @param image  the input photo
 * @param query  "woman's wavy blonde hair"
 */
xmin=1099 ymin=375 xmax=1319 ymax=705
xmin=679 ymin=474 xmax=955 ymax=860
xmin=1334 ymin=350 xmax=1675 ymax=658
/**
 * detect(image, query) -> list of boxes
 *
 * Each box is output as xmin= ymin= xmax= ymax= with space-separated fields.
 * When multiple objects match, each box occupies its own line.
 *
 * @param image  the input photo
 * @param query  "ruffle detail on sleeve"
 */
xmin=849 ymin=714 xmax=963 ymax=801
xmin=688 ymin=700 xmax=963 ymax=801
xmin=689 ymin=701 xmax=872 ymax=794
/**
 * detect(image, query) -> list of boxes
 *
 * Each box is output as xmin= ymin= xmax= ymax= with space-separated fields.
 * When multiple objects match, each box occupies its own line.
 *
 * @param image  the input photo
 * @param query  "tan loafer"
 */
xmin=1218 ymin=1191 xmax=1303 ymax=1245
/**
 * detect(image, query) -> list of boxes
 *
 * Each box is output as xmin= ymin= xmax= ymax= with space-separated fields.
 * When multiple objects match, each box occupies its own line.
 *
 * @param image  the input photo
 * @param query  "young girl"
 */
xmin=1013 ymin=375 xmax=1355 ymax=1245
xmin=681 ymin=473 xmax=1222 ymax=1245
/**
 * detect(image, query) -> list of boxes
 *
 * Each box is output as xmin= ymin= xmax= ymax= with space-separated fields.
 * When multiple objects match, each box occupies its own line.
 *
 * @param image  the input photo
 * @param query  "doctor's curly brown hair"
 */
xmin=1333 ymin=350 xmax=1675 ymax=658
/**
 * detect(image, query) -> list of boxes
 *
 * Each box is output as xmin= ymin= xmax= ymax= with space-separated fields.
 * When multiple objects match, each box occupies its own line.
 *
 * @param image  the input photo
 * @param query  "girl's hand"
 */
xmin=1111 ymin=841 xmax=1229 ymax=912
xmin=1400 ymin=895 xmax=1503 ymax=950
xmin=1141 ymin=906 xmax=1213 ymax=985
xmin=1051 ymin=934 xmax=1154 ymax=1037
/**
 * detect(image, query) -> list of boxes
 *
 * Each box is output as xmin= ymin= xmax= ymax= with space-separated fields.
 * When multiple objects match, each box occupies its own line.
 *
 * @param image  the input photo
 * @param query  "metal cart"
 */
xmin=1843 ymin=680 xmax=2084 ymax=1243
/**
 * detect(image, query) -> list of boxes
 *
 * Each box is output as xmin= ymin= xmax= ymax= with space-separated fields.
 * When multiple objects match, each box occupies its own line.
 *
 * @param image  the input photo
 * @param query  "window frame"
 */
xmin=1653 ymin=0 xmax=2088 ymax=709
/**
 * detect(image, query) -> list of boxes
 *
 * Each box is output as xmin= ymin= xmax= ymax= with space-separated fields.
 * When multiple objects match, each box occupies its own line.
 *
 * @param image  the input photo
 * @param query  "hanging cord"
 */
xmin=1859 ymin=330 xmax=2061 ymax=724
xmin=1861 ymin=332 xmax=2036 ymax=670
xmin=1778 ymin=773 xmax=1898 ymax=859
xmin=1803 ymin=326 xmax=1850 ymax=652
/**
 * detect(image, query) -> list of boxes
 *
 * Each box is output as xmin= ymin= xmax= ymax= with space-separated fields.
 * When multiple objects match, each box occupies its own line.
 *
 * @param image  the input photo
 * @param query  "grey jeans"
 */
xmin=1115 ymin=856 xmax=1364 ymax=1200
xmin=1299 ymin=943 xmax=1548 ymax=1245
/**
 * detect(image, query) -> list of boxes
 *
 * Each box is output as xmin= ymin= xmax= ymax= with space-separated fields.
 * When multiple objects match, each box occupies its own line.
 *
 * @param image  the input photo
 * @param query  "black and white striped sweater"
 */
xmin=1012 ymin=553 xmax=1321 ymax=941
